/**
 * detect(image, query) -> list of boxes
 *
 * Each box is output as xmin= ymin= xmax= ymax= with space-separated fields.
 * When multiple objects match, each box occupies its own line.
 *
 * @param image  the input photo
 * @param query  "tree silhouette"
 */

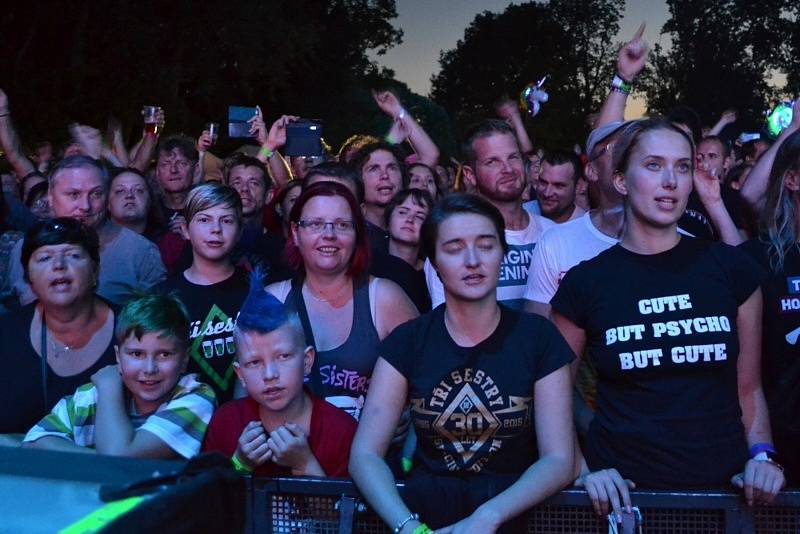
xmin=639 ymin=0 xmax=791 ymax=131
xmin=430 ymin=0 xmax=624 ymax=149
xmin=0 ymin=0 xmax=416 ymax=152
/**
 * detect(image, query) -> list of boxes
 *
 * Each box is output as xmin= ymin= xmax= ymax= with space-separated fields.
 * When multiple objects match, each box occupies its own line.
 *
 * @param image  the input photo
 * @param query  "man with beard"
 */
xmin=424 ymin=119 xmax=554 ymax=309
xmin=534 ymin=149 xmax=586 ymax=224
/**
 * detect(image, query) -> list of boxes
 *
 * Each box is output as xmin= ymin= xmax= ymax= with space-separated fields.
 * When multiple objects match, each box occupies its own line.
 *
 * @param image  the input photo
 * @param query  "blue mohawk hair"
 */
xmin=235 ymin=268 xmax=292 ymax=335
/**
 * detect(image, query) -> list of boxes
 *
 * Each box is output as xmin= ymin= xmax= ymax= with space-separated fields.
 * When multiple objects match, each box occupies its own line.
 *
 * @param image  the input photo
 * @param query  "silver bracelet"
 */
xmin=393 ymin=512 xmax=418 ymax=533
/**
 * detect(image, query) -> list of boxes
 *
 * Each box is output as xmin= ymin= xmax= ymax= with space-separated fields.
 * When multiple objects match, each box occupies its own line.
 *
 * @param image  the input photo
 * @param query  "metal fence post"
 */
xmin=337 ymin=494 xmax=358 ymax=534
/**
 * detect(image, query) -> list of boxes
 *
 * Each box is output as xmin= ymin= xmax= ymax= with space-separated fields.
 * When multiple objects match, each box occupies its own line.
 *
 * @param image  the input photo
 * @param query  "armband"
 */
xmin=258 ymin=146 xmax=274 ymax=159
xmin=411 ymin=524 xmax=433 ymax=534
xmin=610 ymin=74 xmax=632 ymax=95
xmin=231 ymin=453 xmax=254 ymax=473
xmin=393 ymin=513 xmax=418 ymax=533
xmin=748 ymin=442 xmax=776 ymax=459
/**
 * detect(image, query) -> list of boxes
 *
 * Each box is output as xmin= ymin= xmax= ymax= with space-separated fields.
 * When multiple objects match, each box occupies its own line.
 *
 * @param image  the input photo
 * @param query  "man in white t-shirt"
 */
xmin=523 ymin=121 xmax=630 ymax=317
xmin=425 ymin=119 xmax=553 ymax=309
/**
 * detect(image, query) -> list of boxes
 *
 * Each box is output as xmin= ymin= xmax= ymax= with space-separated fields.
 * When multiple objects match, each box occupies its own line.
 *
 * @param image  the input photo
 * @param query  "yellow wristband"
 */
xmin=258 ymin=146 xmax=274 ymax=159
xmin=412 ymin=524 xmax=433 ymax=534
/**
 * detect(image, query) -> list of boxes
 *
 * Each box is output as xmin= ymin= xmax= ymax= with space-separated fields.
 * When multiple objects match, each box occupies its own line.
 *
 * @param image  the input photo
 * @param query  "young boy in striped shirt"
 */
xmin=23 ymin=293 xmax=217 ymax=459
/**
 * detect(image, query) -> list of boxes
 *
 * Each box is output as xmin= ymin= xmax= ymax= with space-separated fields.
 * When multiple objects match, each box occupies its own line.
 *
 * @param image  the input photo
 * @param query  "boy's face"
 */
xmin=234 ymin=324 xmax=314 ymax=413
xmin=116 ymin=331 xmax=187 ymax=415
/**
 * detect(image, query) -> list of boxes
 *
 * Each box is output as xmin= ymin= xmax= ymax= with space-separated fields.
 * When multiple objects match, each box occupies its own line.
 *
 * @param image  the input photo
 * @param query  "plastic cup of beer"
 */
xmin=206 ymin=122 xmax=220 ymax=145
xmin=142 ymin=105 xmax=160 ymax=134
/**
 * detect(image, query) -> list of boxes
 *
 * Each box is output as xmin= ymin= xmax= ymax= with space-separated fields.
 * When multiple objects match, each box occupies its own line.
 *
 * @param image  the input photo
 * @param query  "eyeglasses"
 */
xmin=296 ymin=219 xmax=355 ymax=233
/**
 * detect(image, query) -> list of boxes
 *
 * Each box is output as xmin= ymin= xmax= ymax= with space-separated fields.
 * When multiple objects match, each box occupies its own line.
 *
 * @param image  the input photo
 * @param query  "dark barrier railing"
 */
xmin=245 ymin=477 xmax=800 ymax=534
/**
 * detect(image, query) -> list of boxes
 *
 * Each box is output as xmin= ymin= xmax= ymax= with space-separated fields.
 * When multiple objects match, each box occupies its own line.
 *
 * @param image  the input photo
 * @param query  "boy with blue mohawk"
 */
xmin=203 ymin=274 xmax=357 ymax=476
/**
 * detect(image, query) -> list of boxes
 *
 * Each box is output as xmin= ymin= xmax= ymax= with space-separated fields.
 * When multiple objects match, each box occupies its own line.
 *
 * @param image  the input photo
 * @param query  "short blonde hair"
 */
xmin=183 ymin=182 xmax=243 ymax=224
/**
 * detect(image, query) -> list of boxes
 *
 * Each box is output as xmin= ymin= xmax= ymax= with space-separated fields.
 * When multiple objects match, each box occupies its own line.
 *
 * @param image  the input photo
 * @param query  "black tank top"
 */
xmin=288 ymin=275 xmax=380 ymax=420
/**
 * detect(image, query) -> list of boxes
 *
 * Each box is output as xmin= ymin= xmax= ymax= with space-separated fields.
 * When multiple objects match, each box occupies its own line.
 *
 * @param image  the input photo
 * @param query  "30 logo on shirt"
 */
xmin=411 ymin=368 xmax=531 ymax=473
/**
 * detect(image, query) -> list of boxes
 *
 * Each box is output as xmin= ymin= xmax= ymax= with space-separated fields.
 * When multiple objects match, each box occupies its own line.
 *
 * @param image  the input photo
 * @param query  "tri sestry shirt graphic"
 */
xmin=411 ymin=367 xmax=532 ymax=473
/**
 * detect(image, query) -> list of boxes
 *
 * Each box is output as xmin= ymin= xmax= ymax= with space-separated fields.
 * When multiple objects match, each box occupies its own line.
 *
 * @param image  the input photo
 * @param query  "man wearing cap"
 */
xmin=522 ymin=24 xmax=648 ymax=319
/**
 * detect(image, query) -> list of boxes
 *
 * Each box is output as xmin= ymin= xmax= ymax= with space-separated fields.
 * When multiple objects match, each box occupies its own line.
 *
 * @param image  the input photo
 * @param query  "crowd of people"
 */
xmin=0 ymin=24 xmax=798 ymax=534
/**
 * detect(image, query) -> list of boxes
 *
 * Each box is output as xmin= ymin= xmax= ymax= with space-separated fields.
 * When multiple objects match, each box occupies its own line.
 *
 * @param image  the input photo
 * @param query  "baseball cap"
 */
xmin=586 ymin=120 xmax=634 ymax=159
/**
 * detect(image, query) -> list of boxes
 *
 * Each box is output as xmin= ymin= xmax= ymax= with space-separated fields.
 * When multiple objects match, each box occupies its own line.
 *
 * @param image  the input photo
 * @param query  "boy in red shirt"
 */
xmin=203 ymin=283 xmax=356 ymax=477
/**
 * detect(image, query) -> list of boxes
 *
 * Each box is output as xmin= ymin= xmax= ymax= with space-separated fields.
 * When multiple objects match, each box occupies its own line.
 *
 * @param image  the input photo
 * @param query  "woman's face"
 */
xmin=433 ymin=213 xmax=503 ymax=303
xmin=388 ymin=196 xmax=428 ymax=247
xmin=409 ymin=166 xmax=437 ymax=198
xmin=615 ymin=128 xmax=693 ymax=230
xmin=27 ymin=243 xmax=96 ymax=307
xmin=279 ymin=185 xmax=302 ymax=224
xmin=292 ymin=195 xmax=356 ymax=275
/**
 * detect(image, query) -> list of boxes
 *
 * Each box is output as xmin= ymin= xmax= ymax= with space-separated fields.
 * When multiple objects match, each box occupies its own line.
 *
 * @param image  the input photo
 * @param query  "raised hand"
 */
xmin=618 ymin=23 xmax=648 ymax=82
xmin=373 ymin=90 xmax=404 ymax=119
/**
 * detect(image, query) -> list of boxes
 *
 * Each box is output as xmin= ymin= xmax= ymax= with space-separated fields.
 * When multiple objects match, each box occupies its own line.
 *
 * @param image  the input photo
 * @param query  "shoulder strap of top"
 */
xmin=289 ymin=275 xmax=317 ymax=349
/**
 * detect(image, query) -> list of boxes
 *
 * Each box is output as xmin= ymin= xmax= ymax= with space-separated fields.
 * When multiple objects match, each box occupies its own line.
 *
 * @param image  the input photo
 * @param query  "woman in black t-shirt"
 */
xmin=740 ymin=128 xmax=800 ymax=486
xmin=351 ymin=194 xmax=575 ymax=534
xmin=551 ymin=119 xmax=784 ymax=516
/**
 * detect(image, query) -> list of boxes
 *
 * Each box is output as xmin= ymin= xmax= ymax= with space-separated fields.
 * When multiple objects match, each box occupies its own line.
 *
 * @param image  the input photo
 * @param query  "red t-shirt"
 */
xmin=202 ymin=392 xmax=357 ymax=477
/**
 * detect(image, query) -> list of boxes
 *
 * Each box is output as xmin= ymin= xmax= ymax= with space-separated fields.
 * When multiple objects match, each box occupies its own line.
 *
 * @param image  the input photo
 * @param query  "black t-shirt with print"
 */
xmin=164 ymin=267 xmax=250 ymax=403
xmin=551 ymin=237 xmax=763 ymax=489
xmin=379 ymin=305 xmax=574 ymax=477
xmin=370 ymin=254 xmax=431 ymax=314
xmin=739 ymin=238 xmax=800 ymax=436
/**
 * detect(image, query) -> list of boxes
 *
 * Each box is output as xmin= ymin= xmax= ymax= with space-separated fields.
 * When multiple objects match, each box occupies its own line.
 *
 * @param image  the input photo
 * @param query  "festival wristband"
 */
xmin=393 ymin=513 xmax=418 ymax=533
xmin=231 ymin=453 xmax=254 ymax=473
xmin=749 ymin=442 xmax=776 ymax=459
xmin=610 ymin=74 xmax=632 ymax=94
xmin=258 ymin=145 xmax=274 ymax=159
xmin=411 ymin=524 xmax=433 ymax=534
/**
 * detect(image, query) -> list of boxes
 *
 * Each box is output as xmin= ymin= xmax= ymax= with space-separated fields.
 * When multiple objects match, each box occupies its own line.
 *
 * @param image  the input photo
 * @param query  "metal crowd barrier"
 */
xmin=245 ymin=477 xmax=800 ymax=534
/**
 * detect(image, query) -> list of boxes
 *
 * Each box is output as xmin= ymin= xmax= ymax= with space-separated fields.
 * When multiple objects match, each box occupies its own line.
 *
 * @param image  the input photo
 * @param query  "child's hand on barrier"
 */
xmin=268 ymin=422 xmax=325 ymax=476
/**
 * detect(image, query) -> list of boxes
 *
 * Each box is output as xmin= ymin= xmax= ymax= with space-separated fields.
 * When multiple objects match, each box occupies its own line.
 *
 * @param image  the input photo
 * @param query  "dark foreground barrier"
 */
xmin=1 ymin=447 xmax=798 ymax=533
xmin=246 ymin=476 xmax=800 ymax=534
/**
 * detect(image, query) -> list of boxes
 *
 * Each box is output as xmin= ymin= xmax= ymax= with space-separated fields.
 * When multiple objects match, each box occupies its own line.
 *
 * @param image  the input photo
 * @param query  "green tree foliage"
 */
xmin=0 ymin=0 xmax=419 ymax=152
xmin=430 ymin=0 xmax=624 ymax=149
xmin=639 ymin=0 xmax=790 ymax=130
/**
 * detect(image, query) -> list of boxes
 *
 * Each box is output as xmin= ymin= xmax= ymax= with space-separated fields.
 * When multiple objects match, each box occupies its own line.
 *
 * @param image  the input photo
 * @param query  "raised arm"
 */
xmin=129 ymin=108 xmax=163 ymax=172
xmin=250 ymin=108 xmax=293 ymax=187
xmin=594 ymin=23 xmax=648 ymax=129
xmin=374 ymin=90 xmax=440 ymax=168
xmin=740 ymin=99 xmax=800 ymax=211
xmin=708 ymin=109 xmax=737 ymax=137
xmin=0 ymin=89 xmax=36 ymax=178
xmin=496 ymin=97 xmax=534 ymax=155
xmin=694 ymin=160 xmax=746 ymax=245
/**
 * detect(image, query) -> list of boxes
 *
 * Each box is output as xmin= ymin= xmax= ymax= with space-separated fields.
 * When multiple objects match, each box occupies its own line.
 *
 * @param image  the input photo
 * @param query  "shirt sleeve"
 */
xmin=424 ymin=259 xmax=445 ymax=309
xmin=23 ymin=395 xmax=77 ymax=444
xmin=717 ymin=243 xmax=766 ymax=305
xmin=136 ymin=238 xmax=167 ymax=291
xmin=377 ymin=318 xmax=419 ymax=379
xmin=549 ymin=265 xmax=589 ymax=328
xmin=523 ymin=232 xmax=560 ymax=304
xmin=138 ymin=378 xmax=217 ymax=459
xmin=530 ymin=316 xmax=576 ymax=380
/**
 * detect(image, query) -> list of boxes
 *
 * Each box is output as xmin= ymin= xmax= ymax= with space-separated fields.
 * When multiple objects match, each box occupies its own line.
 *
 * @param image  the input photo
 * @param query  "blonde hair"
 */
xmin=183 ymin=182 xmax=243 ymax=224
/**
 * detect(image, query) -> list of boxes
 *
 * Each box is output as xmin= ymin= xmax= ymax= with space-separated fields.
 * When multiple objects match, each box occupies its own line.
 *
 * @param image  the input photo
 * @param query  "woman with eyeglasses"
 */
xmin=0 ymin=218 xmax=116 ymax=435
xmin=266 ymin=181 xmax=418 ymax=420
